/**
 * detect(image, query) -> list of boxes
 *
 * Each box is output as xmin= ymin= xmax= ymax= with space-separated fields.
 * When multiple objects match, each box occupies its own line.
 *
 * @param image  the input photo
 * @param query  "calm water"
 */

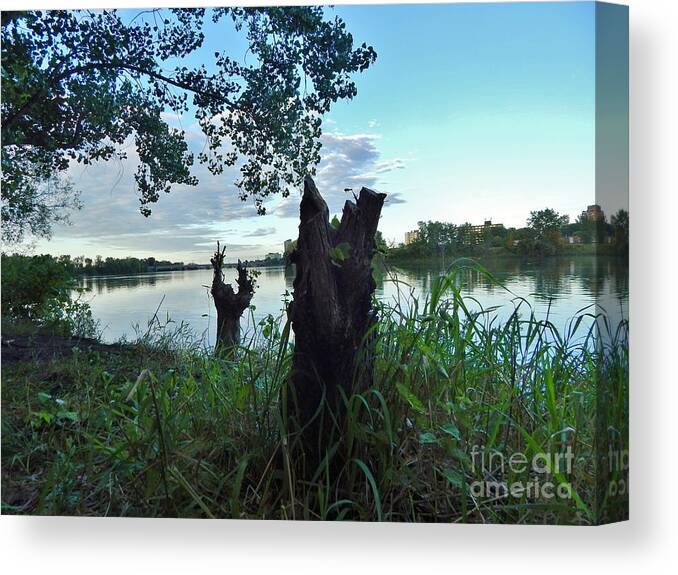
xmin=78 ymin=256 xmax=628 ymax=347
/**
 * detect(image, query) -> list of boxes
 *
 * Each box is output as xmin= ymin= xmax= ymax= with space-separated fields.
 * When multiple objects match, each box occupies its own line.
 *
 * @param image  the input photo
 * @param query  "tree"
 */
xmin=1 ymin=165 xmax=81 ymax=245
xmin=577 ymin=213 xmax=609 ymax=244
xmin=523 ymin=208 xmax=569 ymax=256
xmin=1 ymin=253 xmax=72 ymax=319
xmin=1 ymin=8 xmax=377 ymax=229
xmin=413 ymin=220 xmax=458 ymax=256
xmin=374 ymin=230 xmax=388 ymax=253
xmin=288 ymin=177 xmax=385 ymax=457
xmin=210 ymin=242 xmax=255 ymax=352
xmin=610 ymin=209 xmax=629 ymax=254
xmin=455 ymin=223 xmax=473 ymax=252
xmin=527 ymin=208 xmax=569 ymax=239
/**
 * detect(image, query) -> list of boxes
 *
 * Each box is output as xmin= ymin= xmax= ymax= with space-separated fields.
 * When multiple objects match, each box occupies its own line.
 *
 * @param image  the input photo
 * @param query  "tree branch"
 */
xmin=2 ymin=60 xmax=238 ymax=138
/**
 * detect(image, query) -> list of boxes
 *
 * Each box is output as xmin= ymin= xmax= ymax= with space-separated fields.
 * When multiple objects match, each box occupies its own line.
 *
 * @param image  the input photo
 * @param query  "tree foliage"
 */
xmin=1 ymin=164 xmax=81 ymax=244
xmin=1 ymin=7 xmax=377 ymax=234
xmin=1 ymin=253 xmax=97 ymax=336
xmin=1 ymin=253 xmax=71 ymax=318
xmin=576 ymin=213 xmax=610 ymax=244
xmin=527 ymin=208 xmax=569 ymax=238
xmin=610 ymin=208 xmax=629 ymax=254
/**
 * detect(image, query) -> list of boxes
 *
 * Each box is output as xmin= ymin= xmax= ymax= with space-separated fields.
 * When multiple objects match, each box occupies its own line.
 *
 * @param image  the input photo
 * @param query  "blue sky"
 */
xmin=37 ymin=2 xmax=622 ymax=263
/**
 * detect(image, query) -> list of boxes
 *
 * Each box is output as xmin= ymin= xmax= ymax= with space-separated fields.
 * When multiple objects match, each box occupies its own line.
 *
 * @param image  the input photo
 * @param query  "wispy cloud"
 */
xmin=385 ymin=193 xmax=407 ymax=205
xmin=273 ymin=131 xmax=408 ymax=218
xmin=243 ymin=226 xmax=276 ymax=238
xmin=42 ymin=128 xmax=409 ymax=259
xmin=375 ymin=158 xmax=406 ymax=173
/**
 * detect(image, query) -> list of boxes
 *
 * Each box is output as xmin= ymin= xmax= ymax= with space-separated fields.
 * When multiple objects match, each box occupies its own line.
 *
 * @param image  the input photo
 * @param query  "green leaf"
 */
xmin=57 ymin=411 xmax=80 ymax=422
xmin=419 ymin=431 xmax=437 ymax=444
xmin=440 ymin=423 xmax=461 ymax=440
xmin=31 ymin=411 xmax=53 ymax=425
xmin=441 ymin=468 xmax=463 ymax=488
xmin=329 ymin=242 xmax=351 ymax=264
xmin=352 ymin=459 xmax=383 ymax=521
xmin=395 ymin=382 xmax=425 ymax=414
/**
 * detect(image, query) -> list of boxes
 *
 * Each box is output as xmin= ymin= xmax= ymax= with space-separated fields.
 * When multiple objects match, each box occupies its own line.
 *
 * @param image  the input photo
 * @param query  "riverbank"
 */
xmin=385 ymin=243 xmax=624 ymax=267
xmin=1 ymin=265 xmax=628 ymax=523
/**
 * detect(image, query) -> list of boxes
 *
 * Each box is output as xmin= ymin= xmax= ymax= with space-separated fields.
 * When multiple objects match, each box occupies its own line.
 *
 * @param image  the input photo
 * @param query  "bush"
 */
xmin=1 ymin=253 xmax=97 ymax=337
xmin=1 ymin=254 xmax=71 ymax=318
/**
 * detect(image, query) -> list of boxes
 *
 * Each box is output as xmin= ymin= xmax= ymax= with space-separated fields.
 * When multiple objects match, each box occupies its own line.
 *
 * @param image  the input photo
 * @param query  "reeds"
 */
xmin=1 ymin=261 xmax=628 ymax=523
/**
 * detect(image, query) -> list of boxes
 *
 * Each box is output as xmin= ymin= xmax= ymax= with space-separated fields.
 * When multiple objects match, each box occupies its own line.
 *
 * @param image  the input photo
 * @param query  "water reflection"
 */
xmin=80 ymin=271 xmax=177 ymax=294
xmin=78 ymin=257 xmax=628 ymax=347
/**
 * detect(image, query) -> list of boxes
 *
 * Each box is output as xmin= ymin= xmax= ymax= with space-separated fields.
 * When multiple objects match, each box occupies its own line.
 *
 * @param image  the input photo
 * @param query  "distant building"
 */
xmin=464 ymin=220 xmax=503 ymax=245
xmin=265 ymin=252 xmax=282 ymax=261
xmin=404 ymin=230 xmax=420 ymax=245
xmin=582 ymin=204 xmax=605 ymax=221
xmin=283 ymin=239 xmax=295 ymax=254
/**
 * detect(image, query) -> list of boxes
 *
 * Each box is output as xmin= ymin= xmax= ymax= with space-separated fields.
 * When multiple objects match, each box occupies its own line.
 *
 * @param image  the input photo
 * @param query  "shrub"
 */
xmin=1 ymin=253 xmax=97 ymax=337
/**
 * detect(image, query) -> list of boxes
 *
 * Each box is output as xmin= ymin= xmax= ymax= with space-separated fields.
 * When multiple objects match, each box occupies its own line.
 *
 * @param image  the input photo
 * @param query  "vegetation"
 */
xmin=1 ymin=261 xmax=628 ymax=523
xmin=390 ymin=208 xmax=629 ymax=262
xmin=0 ymin=169 xmax=82 ymax=245
xmin=1 ymin=253 xmax=183 ymax=277
xmin=1 ymin=7 xmax=376 ymax=242
xmin=1 ymin=253 xmax=97 ymax=337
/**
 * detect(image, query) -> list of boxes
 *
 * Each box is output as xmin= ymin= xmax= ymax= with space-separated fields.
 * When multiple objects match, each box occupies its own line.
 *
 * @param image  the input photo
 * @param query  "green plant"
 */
xmin=1 ymin=253 xmax=72 ymax=318
xmin=1 ymin=260 xmax=628 ymax=523
xmin=1 ymin=253 xmax=97 ymax=337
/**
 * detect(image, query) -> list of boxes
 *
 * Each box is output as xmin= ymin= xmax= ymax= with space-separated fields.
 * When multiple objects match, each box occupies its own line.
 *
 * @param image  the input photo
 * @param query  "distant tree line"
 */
xmin=2 ymin=252 xmax=297 ymax=279
xmin=390 ymin=208 xmax=629 ymax=260
xmin=48 ymin=255 xmax=182 ymax=276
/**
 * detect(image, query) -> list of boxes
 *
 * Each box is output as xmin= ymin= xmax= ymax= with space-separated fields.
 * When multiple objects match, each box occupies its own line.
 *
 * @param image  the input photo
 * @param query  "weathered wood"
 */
xmin=288 ymin=176 xmax=386 ymax=446
xmin=210 ymin=242 xmax=254 ymax=352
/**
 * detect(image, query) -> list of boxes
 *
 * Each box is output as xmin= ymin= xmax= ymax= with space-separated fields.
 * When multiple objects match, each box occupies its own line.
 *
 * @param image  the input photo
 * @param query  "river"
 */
xmin=77 ymin=256 xmax=628 ymax=348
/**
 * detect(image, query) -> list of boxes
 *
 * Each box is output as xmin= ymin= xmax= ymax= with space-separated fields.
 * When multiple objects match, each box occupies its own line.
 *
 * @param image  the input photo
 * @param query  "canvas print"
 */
xmin=1 ymin=2 xmax=628 ymax=524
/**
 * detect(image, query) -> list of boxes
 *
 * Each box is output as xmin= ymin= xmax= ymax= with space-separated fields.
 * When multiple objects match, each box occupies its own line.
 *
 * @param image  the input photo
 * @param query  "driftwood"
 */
xmin=210 ymin=242 xmax=254 ymax=352
xmin=288 ymin=176 xmax=386 ymax=447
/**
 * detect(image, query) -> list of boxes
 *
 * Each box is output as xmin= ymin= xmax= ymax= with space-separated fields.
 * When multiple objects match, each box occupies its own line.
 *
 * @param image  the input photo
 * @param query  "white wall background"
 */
xmin=2 ymin=1 xmax=676 ymax=573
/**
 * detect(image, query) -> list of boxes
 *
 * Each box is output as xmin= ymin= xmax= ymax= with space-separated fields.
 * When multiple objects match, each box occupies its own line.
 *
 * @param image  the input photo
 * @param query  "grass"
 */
xmin=1 ymin=261 xmax=628 ymax=523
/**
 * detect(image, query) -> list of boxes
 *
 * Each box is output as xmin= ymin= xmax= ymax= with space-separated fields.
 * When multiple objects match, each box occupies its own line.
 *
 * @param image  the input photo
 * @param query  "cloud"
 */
xmin=385 ymin=193 xmax=407 ymax=205
xmin=45 ymin=129 xmax=408 ymax=259
xmin=160 ymin=111 xmax=183 ymax=122
xmin=367 ymin=119 xmax=380 ymax=129
xmin=243 ymin=226 xmax=276 ymax=238
xmin=375 ymin=158 xmax=406 ymax=173
xmin=43 ymin=142 xmax=265 ymax=260
xmin=274 ymin=131 xmax=409 ymax=218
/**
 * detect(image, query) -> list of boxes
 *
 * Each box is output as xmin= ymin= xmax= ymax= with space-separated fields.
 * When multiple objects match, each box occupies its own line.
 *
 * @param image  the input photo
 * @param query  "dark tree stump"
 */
xmin=210 ymin=242 xmax=254 ymax=353
xmin=288 ymin=176 xmax=386 ymax=449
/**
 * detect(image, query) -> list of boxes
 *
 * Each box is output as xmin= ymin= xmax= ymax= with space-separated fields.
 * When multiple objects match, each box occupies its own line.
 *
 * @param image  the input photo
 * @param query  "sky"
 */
xmin=31 ymin=1 xmax=626 ymax=263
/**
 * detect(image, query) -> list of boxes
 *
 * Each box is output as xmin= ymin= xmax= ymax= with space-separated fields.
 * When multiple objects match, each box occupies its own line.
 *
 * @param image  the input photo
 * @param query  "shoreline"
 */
xmin=384 ymin=247 xmax=627 ymax=267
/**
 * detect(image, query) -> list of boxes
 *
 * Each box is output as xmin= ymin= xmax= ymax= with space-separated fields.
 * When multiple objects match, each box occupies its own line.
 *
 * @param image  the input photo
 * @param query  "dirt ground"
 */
xmin=1 ymin=333 xmax=128 ymax=364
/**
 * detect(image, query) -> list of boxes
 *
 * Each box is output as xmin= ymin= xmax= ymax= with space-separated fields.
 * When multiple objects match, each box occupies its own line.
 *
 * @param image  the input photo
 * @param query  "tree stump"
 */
xmin=210 ymin=242 xmax=254 ymax=353
xmin=288 ymin=176 xmax=386 ymax=450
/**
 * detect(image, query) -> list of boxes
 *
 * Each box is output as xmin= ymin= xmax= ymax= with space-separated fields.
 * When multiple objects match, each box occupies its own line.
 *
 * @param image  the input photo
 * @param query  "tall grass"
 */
xmin=1 ymin=262 xmax=628 ymax=523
